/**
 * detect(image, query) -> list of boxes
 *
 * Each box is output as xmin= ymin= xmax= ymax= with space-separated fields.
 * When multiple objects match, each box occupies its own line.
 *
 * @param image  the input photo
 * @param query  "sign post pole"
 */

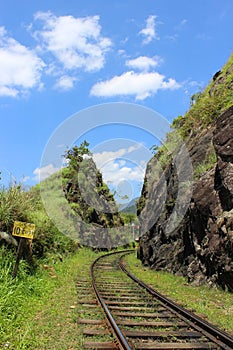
xmin=12 ymin=221 xmax=35 ymax=279
xmin=12 ymin=238 xmax=25 ymax=279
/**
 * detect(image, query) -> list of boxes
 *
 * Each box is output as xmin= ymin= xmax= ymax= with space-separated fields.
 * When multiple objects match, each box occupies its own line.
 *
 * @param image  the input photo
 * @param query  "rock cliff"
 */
xmin=137 ymin=55 xmax=233 ymax=291
xmin=62 ymin=146 xmax=124 ymax=248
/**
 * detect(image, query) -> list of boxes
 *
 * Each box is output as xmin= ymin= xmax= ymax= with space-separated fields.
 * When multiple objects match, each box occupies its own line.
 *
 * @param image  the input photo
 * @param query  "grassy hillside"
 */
xmin=0 ymin=141 xmax=127 ymax=270
xmin=147 ymin=53 xmax=233 ymax=180
xmin=0 ymin=183 xmax=76 ymax=263
xmin=172 ymin=53 xmax=233 ymax=137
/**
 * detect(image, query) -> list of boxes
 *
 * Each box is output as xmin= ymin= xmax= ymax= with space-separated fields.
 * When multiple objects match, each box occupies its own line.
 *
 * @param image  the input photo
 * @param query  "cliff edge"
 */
xmin=137 ymin=54 xmax=233 ymax=291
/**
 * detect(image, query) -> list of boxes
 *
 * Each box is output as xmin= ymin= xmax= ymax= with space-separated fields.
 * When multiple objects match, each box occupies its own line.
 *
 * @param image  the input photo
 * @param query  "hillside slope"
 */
xmin=137 ymin=53 xmax=233 ymax=291
xmin=40 ymin=143 xmax=126 ymax=250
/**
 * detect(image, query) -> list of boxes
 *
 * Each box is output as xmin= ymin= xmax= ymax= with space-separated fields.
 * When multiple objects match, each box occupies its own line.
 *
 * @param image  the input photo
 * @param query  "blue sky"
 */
xmin=0 ymin=0 xmax=232 ymax=202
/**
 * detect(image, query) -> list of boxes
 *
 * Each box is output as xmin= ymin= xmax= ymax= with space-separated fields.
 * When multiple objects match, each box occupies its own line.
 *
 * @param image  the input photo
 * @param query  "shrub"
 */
xmin=0 ymin=185 xmax=36 ymax=233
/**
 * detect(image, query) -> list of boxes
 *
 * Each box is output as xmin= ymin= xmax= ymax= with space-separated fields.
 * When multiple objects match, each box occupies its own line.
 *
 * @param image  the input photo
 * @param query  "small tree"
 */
xmin=64 ymin=140 xmax=92 ymax=168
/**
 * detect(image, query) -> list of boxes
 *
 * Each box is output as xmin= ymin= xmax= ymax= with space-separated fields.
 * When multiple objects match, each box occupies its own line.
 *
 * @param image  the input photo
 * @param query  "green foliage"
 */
xmin=0 ymin=185 xmax=36 ymax=232
xmin=194 ymin=146 xmax=217 ymax=179
xmin=0 ymin=247 xmax=99 ymax=349
xmin=28 ymin=209 xmax=76 ymax=260
xmin=136 ymin=187 xmax=146 ymax=214
xmin=172 ymin=53 xmax=233 ymax=138
xmin=149 ymin=53 xmax=233 ymax=174
xmin=64 ymin=140 xmax=91 ymax=168
xmin=151 ymin=129 xmax=182 ymax=170
xmin=0 ymin=245 xmax=50 ymax=347
xmin=62 ymin=142 xmax=123 ymax=229
xmin=171 ymin=115 xmax=185 ymax=129
xmin=121 ymin=213 xmax=137 ymax=224
xmin=0 ymin=175 xmax=77 ymax=274
xmin=190 ymin=92 xmax=202 ymax=106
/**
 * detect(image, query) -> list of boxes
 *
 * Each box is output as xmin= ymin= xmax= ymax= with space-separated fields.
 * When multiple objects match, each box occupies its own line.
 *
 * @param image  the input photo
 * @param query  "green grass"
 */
xmin=0 ymin=247 xmax=102 ymax=349
xmin=0 ymin=182 xmax=77 ymax=261
xmin=150 ymin=53 xmax=233 ymax=172
xmin=173 ymin=53 xmax=233 ymax=138
xmin=125 ymin=251 xmax=233 ymax=334
xmin=2 ymin=247 xmax=232 ymax=349
xmin=0 ymin=185 xmax=36 ymax=233
xmin=193 ymin=146 xmax=217 ymax=179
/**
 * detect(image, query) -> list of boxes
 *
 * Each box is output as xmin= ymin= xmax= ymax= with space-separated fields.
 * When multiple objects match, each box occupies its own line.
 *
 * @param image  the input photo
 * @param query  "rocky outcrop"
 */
xmin=138 ymin=105 xmax=233 ymax=291
xmin=0 ymin=231 xmax=18 ymax=247
xmin=63 ymin=156 xmax=124 ymax=249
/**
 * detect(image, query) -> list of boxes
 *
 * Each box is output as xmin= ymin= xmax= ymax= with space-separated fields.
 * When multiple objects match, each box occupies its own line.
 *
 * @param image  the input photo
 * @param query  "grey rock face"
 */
xmin=138 ymin=105 xmax=233 ymax=291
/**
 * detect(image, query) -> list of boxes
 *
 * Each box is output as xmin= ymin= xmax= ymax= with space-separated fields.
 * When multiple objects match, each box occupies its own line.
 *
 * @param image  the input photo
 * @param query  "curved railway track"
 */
xmin=86 ymin=250 xmax=233 ymax=350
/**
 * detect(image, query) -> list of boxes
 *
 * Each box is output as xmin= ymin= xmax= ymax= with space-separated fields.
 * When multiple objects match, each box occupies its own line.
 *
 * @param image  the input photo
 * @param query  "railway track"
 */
xmin=79 ymin=250 xmax=233 ymax=349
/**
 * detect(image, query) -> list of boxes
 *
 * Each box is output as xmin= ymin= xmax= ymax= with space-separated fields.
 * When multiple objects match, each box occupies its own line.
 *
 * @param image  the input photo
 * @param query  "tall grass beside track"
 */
xmin=0 ymin=247 xmax=101 ymax=349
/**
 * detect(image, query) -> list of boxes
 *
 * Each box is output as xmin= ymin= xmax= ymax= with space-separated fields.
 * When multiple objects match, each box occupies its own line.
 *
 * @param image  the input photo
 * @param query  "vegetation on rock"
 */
xmin=150 ymin=53 xmax=233 ymax=177
xmin=172 ymin=53 xmax=233 ymax=137
xmin=62 ymin=141 xmax=122 ymax=228
xmin=137 ymin=53 xmax=233 ymax=291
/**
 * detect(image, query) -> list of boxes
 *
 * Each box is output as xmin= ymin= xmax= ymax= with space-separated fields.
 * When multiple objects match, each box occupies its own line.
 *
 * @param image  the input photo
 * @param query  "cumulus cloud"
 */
xmin=126 ymin=55 xmax=161 ymax=71
xmin=33 ymin=164 xmax=59 ymax=181
xmin=139 ymin=15 xmax=159 ymax=44
xmin=93 ymin=145 xmax=141 ymax=168
xmin=0 ymin=26 xmax=44 ymax=97
xmin=32 ymin=12 xmax=112 ymax=73
xmin=92 ymin=145 xmax=147 ymax=188
xmin=90 ymin=71 xmax=181 ymax=100
xmin=100 ymin=159 xmax=144 ymax=185
xmin=54 ymin=75 xmax=77 ymax=91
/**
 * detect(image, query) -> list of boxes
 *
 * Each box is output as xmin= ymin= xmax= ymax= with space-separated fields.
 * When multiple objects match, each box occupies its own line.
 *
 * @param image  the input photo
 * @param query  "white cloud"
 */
xmin=0 ymin=26 xmax=44 ymax=97
xmin=162 ymin=78 xmax=181 ymax=90
xmin=139 ymin=15 xmax=159 ymax=44
xmin=54 ymin=75 xmax=77 ymax=91
xmin=118 ymin=49 xmax=127 ymax=56
xmin=126 ymin=56 xmax=161 ymax=71
xmin=33 ymin=164 xmax=59 ymax=181
xmin=101 ymin=159 xmax=144 ymax=185
xmin=90 ymin=71 xmax=181 ymax=100
xmin=0 ymin=86 xmax=18 ymax=98
xmin=32 ymin=12 xmax=112 ymax=73
xmin=93 ymin=145 xmax=141 ymax=168
xmin=93 ymin=145 xmax=146 ymax=186
xmin=183 ymin=79 xmax=204 ymax=97
xmin=20 ymin=175 xmax=30 ymax=183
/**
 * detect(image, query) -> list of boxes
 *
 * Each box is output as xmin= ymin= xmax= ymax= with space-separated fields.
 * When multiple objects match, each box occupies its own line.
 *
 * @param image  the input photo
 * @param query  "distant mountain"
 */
xmin=119 ymin=197 xmax=139 ymax=214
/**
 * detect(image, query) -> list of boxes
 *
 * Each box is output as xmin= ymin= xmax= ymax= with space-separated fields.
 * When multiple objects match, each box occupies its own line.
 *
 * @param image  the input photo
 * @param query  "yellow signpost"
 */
xmin=12 ymin=221 xmax=35 ymax=278
xmin=12 ymin=221 xmax=35 ymax=239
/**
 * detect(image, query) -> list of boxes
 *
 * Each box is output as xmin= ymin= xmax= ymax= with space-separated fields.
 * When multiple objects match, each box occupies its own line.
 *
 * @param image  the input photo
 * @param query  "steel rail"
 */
xmin=91 ymin=250 xmax=233 ymax=349
xmin=119 ymin=252 xmax=233 ymax=350
xmin=91 ymin=250 xmax=134 ymax=350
